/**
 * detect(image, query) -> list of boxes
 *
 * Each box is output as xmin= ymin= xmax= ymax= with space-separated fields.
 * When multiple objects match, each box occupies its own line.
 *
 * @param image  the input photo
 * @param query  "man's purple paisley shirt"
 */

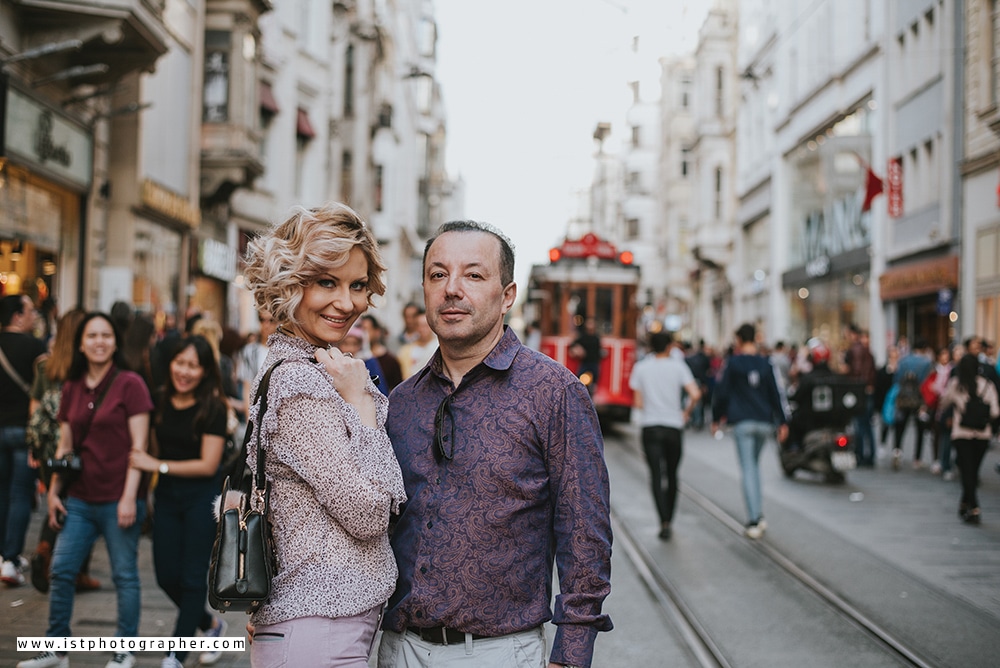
xmin=384 ymin=326 xmax=613 ymax=667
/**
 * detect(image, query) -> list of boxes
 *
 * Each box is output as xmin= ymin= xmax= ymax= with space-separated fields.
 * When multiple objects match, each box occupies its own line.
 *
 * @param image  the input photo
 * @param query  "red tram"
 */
xmin=525 ymin=232 xmax=640 ymax=422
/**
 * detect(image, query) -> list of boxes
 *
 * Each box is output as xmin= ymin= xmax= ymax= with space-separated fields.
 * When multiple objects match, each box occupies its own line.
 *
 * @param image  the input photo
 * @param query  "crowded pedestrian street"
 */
xmin=4 ymin=420 xmax=998 ymax=667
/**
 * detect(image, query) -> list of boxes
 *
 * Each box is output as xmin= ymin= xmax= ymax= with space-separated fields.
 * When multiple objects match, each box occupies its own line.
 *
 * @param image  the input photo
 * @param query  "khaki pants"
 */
xmin=376 ymin=626 xmax=546 ymax=667
xmin=250 ymin=608 xmax=382 ymax=668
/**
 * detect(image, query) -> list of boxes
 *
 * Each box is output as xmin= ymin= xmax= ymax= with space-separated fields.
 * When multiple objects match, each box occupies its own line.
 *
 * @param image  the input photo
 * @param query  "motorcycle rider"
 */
xmin=783 ymin=338 xmax=840 ymax=453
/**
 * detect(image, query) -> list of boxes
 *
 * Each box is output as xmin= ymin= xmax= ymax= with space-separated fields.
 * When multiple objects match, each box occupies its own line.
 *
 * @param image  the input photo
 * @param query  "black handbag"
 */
xmin=208 ymin=360 xmax=283 ymax=614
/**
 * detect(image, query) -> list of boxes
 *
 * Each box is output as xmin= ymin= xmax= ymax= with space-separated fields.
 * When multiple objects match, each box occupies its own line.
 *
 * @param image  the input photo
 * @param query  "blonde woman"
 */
xmin=241 ymin=203 xmax=406 ymax=667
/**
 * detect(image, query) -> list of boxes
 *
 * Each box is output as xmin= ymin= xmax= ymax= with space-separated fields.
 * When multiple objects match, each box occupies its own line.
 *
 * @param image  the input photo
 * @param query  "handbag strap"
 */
xmin=250 ymin=360 xmax=283 ymax=493
xmin=0 ymin=344 xmax=30 ymax=395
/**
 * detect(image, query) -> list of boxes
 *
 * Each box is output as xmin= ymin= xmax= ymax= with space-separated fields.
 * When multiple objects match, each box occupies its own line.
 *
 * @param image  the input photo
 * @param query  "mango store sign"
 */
xmin=801 ymin=191 xmax=870 ymax=268
xmin=3 ymin=86 xmax=92 ymax=189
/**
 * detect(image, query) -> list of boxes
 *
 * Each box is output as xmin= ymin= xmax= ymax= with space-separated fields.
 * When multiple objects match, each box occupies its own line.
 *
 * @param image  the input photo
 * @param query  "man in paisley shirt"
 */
xmin=379 ymin=221 xmax=613 ymax=668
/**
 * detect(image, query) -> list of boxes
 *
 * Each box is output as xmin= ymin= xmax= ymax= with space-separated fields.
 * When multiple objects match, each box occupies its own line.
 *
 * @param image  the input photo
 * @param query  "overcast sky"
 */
xmin=433 ymin=0 xmax=709 ymax=287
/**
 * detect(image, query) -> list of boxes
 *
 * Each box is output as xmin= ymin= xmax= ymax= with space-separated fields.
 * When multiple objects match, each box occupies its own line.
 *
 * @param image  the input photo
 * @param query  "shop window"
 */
xmin=977 ymin=228 xmax=1000 ymax=281
xmin=341 ymin=151 xmax=353 ymax=204
xmin=992 ymin=0 xmax=1000 ymax=107
xmin=344 ymin=45 xmax=355 ymax=117
xmin=374 ymin=164 xmax=384 ymax=212
xmin=203 ymin=31 xmax=230 ymax=122
xmin=625 ymin=218 xmax=639 ymax=240
xmin=715 ymin=66 xmax=724 ymax=116
xmin=714 ymin=167 xmax=723 ymax=219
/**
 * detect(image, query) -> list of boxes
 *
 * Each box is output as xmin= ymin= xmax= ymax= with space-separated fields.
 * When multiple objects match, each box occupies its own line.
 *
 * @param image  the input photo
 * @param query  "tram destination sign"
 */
xmin=558 ymin=233 xmax=617 ymax=260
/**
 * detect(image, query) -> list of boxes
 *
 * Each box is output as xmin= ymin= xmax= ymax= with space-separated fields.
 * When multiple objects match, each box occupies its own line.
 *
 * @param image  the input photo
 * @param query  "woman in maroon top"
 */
xmin=19 ymin=312 xmax=154 ymax=668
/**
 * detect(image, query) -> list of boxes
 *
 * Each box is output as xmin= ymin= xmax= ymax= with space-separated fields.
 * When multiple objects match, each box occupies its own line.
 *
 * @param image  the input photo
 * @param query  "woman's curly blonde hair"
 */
xmin=243 ymin=203 xmax=386 ymax=326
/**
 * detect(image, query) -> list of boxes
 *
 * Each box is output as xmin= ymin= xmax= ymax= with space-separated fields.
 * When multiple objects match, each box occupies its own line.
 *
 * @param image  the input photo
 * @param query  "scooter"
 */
xmin=780 ymin=376 xmax=866 ymax=484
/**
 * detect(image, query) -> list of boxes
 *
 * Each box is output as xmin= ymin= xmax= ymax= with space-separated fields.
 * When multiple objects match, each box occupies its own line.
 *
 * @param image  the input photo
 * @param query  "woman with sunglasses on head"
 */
xmin=129 ymin=334 xmax=230 ymax=668
xmin=241 ymin=203 xmax=406 ymax=667
xmin=19 ymin=312 xmax=154 ymax=668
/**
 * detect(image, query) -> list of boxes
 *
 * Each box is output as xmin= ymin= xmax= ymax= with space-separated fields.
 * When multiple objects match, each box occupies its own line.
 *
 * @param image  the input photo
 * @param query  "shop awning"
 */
xmin=296 ymin=108 xmax=315 ymax=139
xmin=879 ymin=255 xmax=959 ymax=301
xmin=260 ymin=82 xmax=279 ymax=114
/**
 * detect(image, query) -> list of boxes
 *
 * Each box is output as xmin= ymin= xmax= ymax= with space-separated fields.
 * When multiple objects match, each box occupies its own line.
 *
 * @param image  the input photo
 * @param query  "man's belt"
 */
xmin=406 ymin=625 xmax=490 ymax=645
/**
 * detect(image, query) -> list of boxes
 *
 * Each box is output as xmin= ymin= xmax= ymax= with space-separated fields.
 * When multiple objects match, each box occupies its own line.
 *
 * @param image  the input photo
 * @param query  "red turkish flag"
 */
xmin=862 ymin=166 xmax=884 ymax=212
xmin=854 ymin=152 xmax=884 ymax=212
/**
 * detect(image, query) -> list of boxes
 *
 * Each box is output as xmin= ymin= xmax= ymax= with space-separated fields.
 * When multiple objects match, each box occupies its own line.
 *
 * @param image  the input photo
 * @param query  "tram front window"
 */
xmin=595 ymin=287 xmax=613 ymax=335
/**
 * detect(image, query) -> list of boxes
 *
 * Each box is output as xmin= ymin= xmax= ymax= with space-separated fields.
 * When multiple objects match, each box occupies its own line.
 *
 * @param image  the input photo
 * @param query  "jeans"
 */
xmin=733 ymin=420 xmax=774 ymax=524
xmin=153 ymin=477 xmax=218 ymax=660
xmin=938 ymin=409 xmax=954 ymax=473
xmin=0 ymin=425 xmax=36 ymax=562
xmin=641 ymin=426 xmax=683 ymax=525
xmin=47 ymin=496 xmax=146 ymax=638
xmin=852 ymin=394 xmax=876 ymax=466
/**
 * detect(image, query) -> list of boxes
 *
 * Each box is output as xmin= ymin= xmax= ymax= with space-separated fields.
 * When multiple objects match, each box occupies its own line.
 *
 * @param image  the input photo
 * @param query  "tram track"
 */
xmin=610 ymin=434 xmax=938 ymax=668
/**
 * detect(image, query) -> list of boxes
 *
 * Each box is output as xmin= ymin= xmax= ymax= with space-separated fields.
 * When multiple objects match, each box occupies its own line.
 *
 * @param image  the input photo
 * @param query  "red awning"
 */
xmin=296 ymin=108 xmax=315 ymax=139
xmin=260 ymin=82 xmax=279 ymax=114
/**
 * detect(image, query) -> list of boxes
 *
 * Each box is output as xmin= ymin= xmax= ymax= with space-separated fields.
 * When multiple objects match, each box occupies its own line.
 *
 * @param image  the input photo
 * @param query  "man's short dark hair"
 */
xmin=0 ymin=295 xmax=26 ymax=327
xmin=423 ymin=220 xmax=516 ymax=286
xmin=649 ymin=331 xmax=672 ymax=354
xmin=736 ymin=323 xmax=756 ymax=344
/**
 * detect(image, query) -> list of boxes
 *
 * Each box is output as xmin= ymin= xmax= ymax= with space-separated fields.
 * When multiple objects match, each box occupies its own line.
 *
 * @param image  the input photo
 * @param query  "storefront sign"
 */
xmin=879 ymin=255 xmax=958 ymax=301
xmin=887 ymin=157 xmax=903 ymax=218
xmin=802 ymin=193 xmax=869 ymax=263
xmin=937 ymin=289 xmax=953 ymax=316
xmin=3 ymin=86 xmax=92 ymax=189
xmin=805 ymin=255 xmax=831 ymax=278
xmin=198 ymin=238 xmax=236 ymax=282
xmin=140 ymin=179 xmax=200 ymax=228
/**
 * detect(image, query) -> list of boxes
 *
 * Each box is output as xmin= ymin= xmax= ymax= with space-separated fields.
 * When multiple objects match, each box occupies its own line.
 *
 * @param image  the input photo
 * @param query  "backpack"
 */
xmin=895 ymin=371 xmax=923 ymax=411
xmin=960 ymin=386 xmax=991 ymax=431
xmin=26 ymin=388 xmax=61 ymax=466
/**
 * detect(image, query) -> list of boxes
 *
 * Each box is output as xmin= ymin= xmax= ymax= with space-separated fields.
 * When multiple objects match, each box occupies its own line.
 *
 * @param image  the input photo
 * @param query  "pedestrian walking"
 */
xmin=873 ymin=344 xmax=899 ymax=456
xmin=1 ymin=294 xmax=48 ymax=587
xmin=922 ymin=346 xmax=955 ymax=476
xmin=844 ymin=325 xmax=877 ymax=467
xmin=380 ymin=220 xmax=613 ymax=668
xmin=630 ymin=331 xmax=701 ymax=540
xmin=939 ymin=353 xmax=1000 ymax=524
xmin=128 ymin=335 xmax=230 ymax=668
xmin=19 ymin=312 xmax=154 ymax=668
xmin=25 ymin=308 xmax=101 ymax=594
xmin=891 ymin=338 xmax=933 ymax=470
xmin=241 ymin=203 xmax=406 ymax=667
xmin=685 ymin=339 xmax=711 ymax=430
xmin=711 ymin=323 xmax=790 ymax=539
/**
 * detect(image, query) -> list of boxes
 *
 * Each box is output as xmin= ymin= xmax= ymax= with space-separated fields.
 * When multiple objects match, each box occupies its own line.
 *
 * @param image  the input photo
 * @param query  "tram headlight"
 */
xmin=579 ymin=372 xmax=594 ymax=386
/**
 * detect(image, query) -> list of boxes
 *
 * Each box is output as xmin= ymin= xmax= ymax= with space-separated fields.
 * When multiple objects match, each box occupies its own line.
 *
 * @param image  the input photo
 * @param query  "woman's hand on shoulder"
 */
xmin=315 ymin=346 xmax=371 ymax=403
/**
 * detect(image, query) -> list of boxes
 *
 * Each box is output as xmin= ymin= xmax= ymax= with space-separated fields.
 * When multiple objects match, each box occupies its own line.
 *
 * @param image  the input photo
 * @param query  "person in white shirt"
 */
xmin=629 ymin=331 xmax=701 ymax=540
